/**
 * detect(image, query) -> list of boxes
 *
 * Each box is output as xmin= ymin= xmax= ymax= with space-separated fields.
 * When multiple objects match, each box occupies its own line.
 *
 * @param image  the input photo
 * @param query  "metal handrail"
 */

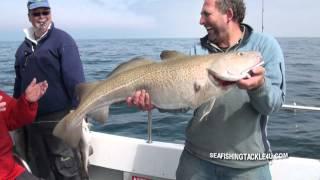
xmin=282 ymin=103 xmax=320 ymax=111
xmin=13 ymin=153 xmax=32 ymax=173
xmin=145 ymin=103 xmax=320 ymax=143
xmin=147 ymin=111 xmax=152 ymax=143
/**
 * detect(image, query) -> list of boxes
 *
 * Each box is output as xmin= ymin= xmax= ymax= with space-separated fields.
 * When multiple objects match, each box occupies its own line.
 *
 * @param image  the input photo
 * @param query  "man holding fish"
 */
xmin=127 ymin=0 xmax=286 ymax=179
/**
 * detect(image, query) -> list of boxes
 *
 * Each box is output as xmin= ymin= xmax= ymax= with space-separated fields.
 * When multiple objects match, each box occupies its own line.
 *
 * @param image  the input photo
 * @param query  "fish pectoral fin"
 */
xmin=75 ymin=81 xmax=102 ymax=102
xmin=194 ymin=82 xmax=201 ymax=93
xmin=198 ymin=98 xmax=216 ymax=122
xmin=160 ymin=50 xmax=188 ymax=61
xmin=87 ymin=106 xmax=109 ymax=123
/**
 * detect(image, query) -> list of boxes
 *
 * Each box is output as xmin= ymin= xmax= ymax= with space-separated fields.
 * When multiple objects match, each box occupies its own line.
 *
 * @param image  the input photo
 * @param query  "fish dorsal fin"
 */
xmin=75 ymin=81 xmax=101 ymax=102
xmin=160 ymin=50 xmax=187 ymax=61
xmin=106 ymin=57 xmax=154 ymax=79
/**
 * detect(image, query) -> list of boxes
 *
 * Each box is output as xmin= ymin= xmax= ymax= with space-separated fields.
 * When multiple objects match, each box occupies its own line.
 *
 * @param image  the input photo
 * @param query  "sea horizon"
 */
xmin=1 ymin=36 xmax=320 ymax=43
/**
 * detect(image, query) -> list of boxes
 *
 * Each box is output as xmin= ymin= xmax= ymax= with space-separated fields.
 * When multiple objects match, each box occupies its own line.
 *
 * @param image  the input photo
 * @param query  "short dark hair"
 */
xmin=215 ymin=0 xmax=246 ymax=23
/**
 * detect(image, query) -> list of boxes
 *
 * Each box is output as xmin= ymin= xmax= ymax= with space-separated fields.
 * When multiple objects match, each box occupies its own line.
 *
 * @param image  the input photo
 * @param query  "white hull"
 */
xmin=88 ymin=132 xmax=320 ymax=180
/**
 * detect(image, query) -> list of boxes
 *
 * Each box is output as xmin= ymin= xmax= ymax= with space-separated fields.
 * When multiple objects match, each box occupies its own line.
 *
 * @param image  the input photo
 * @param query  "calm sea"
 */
xmin=0 ymin=38 xmax=319 ymax=159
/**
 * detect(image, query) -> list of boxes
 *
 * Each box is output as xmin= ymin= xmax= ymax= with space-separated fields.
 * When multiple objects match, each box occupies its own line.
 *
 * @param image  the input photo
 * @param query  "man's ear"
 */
xmin=226 ymin=8 xmax=234 ymax=23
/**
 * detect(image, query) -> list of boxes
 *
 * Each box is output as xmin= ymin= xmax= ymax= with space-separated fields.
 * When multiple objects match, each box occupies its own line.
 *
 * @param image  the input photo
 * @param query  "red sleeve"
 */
xmin=0 ymin=91 xmax=38 ymax=131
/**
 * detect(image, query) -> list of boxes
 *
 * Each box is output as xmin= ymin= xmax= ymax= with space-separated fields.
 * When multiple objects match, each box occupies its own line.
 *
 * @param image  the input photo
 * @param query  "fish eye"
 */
xmin=237 ymin=52 xmax=244 ymax=56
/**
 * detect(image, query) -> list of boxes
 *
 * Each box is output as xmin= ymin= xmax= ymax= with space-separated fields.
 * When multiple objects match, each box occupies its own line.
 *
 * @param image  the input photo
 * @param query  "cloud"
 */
xmin=0 ymin=0 xmax=319 ymax=39
xmin=88 ymin=0 xmax=105 ymax=6
xmin=53 ymin=0 xmax=157 ymax=29
xmin=86 ymin=0 xmax=156 ymax=12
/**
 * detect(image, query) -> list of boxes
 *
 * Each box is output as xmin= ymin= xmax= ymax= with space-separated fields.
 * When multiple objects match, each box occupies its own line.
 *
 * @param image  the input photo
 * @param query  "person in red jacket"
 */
xmin=0 ymin=78 xmax=48 ymax=180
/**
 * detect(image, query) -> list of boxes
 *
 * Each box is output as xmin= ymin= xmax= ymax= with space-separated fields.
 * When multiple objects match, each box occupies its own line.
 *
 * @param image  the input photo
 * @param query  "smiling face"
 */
xmin=28 ymin=7 xmax=52 ymax=38
xmin=200 ymin=0 xmax=229 ymax=44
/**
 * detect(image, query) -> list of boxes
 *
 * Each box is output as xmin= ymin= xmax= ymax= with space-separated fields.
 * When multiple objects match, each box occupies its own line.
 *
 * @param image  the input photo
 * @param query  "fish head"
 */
xmin=207 ymin=51 xmax=263 ymax=87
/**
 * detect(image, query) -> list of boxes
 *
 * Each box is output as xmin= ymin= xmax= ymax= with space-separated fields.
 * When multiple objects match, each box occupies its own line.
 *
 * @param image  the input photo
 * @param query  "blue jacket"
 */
xmin=14 ymin=23 xmax=85 ymax=117
xmin=185 ymin=25 xmax=286 ymax=168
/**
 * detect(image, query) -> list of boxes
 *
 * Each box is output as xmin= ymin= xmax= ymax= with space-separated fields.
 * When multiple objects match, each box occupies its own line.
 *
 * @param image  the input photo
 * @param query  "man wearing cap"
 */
xmin=13 ymin=0 xmax=85 ymax=179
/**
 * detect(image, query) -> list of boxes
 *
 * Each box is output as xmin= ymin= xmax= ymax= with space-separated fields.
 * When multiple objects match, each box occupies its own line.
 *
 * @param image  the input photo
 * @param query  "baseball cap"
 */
xmin=27 ymin=0 xmax=50 ymax=10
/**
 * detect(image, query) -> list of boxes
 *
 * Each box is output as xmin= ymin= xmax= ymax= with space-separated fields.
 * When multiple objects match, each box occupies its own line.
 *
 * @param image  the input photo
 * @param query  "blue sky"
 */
xmin=0 ymin=0 xmax=319 ymax=41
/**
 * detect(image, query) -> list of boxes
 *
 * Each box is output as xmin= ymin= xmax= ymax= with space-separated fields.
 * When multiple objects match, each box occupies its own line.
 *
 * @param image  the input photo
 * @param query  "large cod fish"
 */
xmin=53 ymin=51 xmax=262 ymax=148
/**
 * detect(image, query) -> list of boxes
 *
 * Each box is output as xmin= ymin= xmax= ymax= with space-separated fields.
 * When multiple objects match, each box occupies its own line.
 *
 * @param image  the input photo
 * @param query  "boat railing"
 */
xmin=147 ymin=111 xmax=152 ymax=143
xmin=146 ymin=103 xmax=320 ymax=143
xmin=282 ymin=103 xmax=320 ymax=111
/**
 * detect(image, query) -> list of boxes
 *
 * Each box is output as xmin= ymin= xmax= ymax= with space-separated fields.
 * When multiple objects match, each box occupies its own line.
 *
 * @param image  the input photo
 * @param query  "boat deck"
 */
xmin=88 ymin=132 xmax=320 ymax=180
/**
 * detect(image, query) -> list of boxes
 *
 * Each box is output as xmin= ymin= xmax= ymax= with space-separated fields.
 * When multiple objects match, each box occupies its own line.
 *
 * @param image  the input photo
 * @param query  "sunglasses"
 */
xmin=31 ymin=10 xmax=51 ymax=17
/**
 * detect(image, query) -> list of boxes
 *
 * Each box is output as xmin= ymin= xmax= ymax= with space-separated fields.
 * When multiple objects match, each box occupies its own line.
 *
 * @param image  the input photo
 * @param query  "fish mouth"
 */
xmin=238 ymin=61 xmax=265 ymax=78
xmin=208 ymin=69 xmax=236 ymax=87
xmin=208 ymin=59 xmax=265 ymax=86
